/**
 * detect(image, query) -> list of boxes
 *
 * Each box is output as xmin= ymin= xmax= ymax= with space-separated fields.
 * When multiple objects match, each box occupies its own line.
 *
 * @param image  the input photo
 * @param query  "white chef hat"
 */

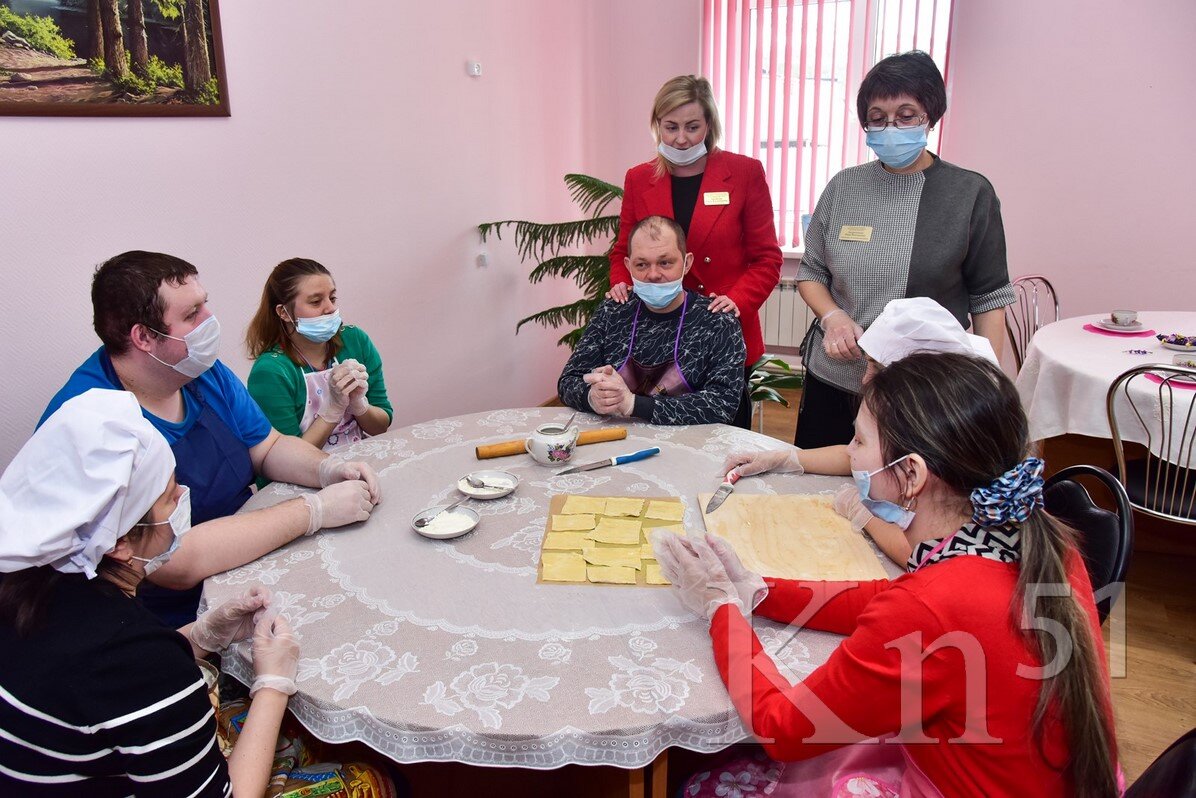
xmin=0 ymin=389 xmax=174 ymax=578
xmin=858 ymin=297 xmax=999 ymax=367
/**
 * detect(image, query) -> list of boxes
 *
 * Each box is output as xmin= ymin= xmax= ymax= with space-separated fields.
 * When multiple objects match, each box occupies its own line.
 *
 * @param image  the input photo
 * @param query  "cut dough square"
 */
xmin=541 ymin=552 xmax=587 ymax=582
xmin=587 ymin=565 xmax=637 ymax=584
xmin=560 ymin=495 xmax=607 ymax=515
xmin=588 ymin=517 xmax=642 ymax=544
xmin=543 ymin=532 xmax=589 ymax=551
xmin=604 ymin=498 xmax=645 ymax=517
xmin=551 ymin=514 xmax=596 ymax=531
xmin=644 ymin=500 xmax=684 ymax=521
xmin=645 ymin=563 xmax=670 ymax=585
xmin=640 ymin=543 xmax=657 ymax=560
xmin=582 ymin=547 xmax=643 ymax=569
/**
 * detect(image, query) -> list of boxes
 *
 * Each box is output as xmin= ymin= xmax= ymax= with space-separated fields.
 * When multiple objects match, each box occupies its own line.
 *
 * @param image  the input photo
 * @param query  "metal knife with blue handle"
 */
xmin=556 ymin=447 xmax=660 ymax=474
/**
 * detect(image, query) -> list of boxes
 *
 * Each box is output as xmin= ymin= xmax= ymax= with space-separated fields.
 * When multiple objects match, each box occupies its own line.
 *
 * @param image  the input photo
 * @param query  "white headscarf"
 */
xmin=0 ymin=389 xmax=174 ymax=578
xmin=858 ymin=297 xmax=999 ymax=366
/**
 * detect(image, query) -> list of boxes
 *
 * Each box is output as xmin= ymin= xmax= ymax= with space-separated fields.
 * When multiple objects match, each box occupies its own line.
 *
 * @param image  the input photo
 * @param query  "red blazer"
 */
xmin=610 ymin=150 xmax=783 ymax=365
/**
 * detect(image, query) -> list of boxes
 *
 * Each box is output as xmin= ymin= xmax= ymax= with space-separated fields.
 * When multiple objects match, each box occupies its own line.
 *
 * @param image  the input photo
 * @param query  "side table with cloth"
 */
xmin=202 ymin=408 xmax=899 ymax=782
xmin=1016 ymin=312 xmax=1196 ymax=468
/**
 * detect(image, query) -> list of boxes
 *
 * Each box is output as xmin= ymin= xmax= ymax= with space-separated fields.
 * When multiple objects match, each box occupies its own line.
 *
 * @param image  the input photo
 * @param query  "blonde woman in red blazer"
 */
xmin=608 ymin=75 xmax=782 ymax=428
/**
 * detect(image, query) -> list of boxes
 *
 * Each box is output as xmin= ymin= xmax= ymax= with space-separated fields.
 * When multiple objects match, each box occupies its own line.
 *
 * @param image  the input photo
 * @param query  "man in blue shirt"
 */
xmin=41 ymin=251 xmax=383 ymax=624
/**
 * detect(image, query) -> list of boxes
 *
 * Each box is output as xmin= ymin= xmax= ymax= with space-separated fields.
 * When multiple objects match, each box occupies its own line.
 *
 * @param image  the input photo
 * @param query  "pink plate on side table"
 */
xmin=1082 ymin=323 xmax=1156 ymax=338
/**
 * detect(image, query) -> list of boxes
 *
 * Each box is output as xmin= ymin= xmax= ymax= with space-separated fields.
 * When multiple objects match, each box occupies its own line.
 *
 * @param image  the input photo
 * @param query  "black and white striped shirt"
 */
xmin=0 ymin=575 xmax=230 ymax=797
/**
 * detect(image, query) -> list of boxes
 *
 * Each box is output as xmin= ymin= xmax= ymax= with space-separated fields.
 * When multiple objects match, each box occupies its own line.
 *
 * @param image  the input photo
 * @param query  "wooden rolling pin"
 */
xmin=476 ymin=427 xmax=627 ymax=460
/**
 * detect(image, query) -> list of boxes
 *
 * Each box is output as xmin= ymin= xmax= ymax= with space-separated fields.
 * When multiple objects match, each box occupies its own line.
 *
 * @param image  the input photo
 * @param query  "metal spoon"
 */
xmin=414 ymin=495 xmax=469 ymax=528
xmin=562 ymin=411 xmax=578 ymax=430
xmin=465 ymin=474 xmax=502 ymax=489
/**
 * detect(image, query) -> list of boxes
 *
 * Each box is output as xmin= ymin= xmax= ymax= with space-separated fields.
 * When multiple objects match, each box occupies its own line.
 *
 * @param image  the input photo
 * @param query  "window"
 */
xmin=701 ymin=0 xmax=954 ymax=248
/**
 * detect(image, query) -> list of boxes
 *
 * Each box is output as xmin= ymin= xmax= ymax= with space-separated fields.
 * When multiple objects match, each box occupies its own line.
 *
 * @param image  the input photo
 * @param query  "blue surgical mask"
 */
xmin=865 ymin=124 xmax=928 ymax=169
xmin=852 ymin=455 xmax=916 ymax=530
xmin=148 ymin=315 xmax=221 ymax=379
xmin=131 ymin=486 xmax=192 ymax=576
xmin=658 ymin=140 xmax=707 ymax=167
xmin=295 ymin=309 xmax=343 ymax=343
xmin=632 ymin=278 xmax=684 ymax=310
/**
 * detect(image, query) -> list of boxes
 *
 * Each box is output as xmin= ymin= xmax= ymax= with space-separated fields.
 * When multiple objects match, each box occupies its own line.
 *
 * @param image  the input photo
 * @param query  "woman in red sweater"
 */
xmin=607 ymin=75 xmax=782 ymax=429
xmin=654 ymin=353 xmax=1120 ymax=798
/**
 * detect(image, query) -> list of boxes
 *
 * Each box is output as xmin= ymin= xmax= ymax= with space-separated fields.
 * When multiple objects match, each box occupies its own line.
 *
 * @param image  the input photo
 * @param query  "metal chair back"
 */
xmin=1005 ymin=275 xmax=1061 ymax=370
xmin=1106 ymin=364 xmax=1196 ymax=524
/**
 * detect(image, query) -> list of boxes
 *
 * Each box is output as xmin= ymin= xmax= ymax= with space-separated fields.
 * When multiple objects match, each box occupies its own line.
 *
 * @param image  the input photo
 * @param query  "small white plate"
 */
xmin=1094 ymin=318 xmax=1144 ymax=332
xmin=1161 ymin=341 xmax=1196 ymax=352
xmin=412 ymin=506 xmax=480 ymax=540
xmin=457 ymin=470 xmax=519 ymax=500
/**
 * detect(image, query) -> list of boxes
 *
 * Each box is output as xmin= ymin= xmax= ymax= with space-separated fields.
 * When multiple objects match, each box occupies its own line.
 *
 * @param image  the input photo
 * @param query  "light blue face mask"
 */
xmin=632 ymin=277 xmax=684 ymax=310
xmin=865 ymin=124 xmax=928 ymax=169
xmin=130 ymin=486 xmax=192 ymax=576
xmin=295 ymin=309 xmax=343 ymax=343
xmin=852 ymin=455 xmax=916 ymax=530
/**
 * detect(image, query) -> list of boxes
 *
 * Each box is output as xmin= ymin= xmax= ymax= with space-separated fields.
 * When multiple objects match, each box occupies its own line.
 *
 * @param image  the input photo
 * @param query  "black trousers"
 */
xmin=793 ymin=369 xmax=858 ymax=447
xmin=731 ymin=366 xmax=754 ymax=429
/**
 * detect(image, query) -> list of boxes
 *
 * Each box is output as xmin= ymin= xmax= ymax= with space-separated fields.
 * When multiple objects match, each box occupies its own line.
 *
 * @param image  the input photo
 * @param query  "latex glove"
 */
xmin=821 ymin=309 xmax=864 ymax=361
xmin=347 ymin=374 xmax=369 ymax=415
xmin=723 ymin=448 xmax=804 ymax=478
xmin=833 ymin=483 xmax=875 ymax=532
xmin=301 ymin=481 xmax=373 ymax=535
xmin=606 ymin=282 xmax=632 ymax=303
xmin=318 ymin=457 xmax=382 ymax=504
xmin=319 ymin=363 xmax=356 ymax=423
xmin=651 ymin=531 xmax=742 ymax=620
xmin=189 ymin=586 xmax=272 ymax=653
xmin=250 ymin=610 xmax=299 ymax=697
xmin=704 ymin=533 xmax=768 ymax=610
xmin=584 ymin=366 xmax=633 ymax=416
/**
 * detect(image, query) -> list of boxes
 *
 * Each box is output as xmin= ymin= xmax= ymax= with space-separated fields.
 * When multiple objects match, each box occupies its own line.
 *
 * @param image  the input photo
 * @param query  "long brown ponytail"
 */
xmin=863 ymin=353 xmax=1118 ymax=798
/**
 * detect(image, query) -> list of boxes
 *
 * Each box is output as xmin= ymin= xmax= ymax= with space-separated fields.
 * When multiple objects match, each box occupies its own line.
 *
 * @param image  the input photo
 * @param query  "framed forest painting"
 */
xmin=0 ymin=0 xmax=229 ymax=116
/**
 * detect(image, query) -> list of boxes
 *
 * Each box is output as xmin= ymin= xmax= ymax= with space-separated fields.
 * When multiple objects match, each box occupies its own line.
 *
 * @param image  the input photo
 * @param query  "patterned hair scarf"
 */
xmin=970 ymin=457 xmax=1045 ymax=526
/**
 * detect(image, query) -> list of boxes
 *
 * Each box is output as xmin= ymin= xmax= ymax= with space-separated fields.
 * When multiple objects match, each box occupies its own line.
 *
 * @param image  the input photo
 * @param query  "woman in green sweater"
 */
xmin=246 ymin=258 xmax=392 ymax=450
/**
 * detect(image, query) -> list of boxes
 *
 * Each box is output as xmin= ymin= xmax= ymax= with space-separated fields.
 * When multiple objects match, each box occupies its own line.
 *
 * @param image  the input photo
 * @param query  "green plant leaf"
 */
xmin=750 ymin=355 xmax=794 ymax=372
xmin=515 ymin=298 xmax=602 ymax=336
xmin=564 ymin=174 xmax=624 ymax=218
xmin=750 ymin=386 xmax=789 ymax=407
xmin=751 ymin=374 xmax=804 ymax=390
xmin=477 ymin=217 xmax=619 ymax=262
xmin=527 ymin=255 xmax=610 ymax=287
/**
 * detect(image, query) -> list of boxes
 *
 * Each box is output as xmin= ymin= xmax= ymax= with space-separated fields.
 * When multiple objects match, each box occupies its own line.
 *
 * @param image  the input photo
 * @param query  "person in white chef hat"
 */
xmin=0 ymin=388 xmax=299 ymax=797
xmin=723 ymin=297 xmax=1000 ymax=564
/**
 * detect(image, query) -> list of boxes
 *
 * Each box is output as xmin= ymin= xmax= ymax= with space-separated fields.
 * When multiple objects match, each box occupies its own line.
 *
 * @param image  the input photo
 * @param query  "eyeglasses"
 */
xmin=864 ymin=113 xmax=927 ymax=132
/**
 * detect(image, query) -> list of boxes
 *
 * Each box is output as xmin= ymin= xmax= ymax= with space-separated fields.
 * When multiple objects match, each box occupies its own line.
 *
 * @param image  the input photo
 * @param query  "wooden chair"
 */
xmin=1106 ymin=364 xmax=1196 ymax=524
xmin=1043 ymin=465 xmax=1133 ymax=623
xmin=1004 ymin=275 xmax=1060 ymax=370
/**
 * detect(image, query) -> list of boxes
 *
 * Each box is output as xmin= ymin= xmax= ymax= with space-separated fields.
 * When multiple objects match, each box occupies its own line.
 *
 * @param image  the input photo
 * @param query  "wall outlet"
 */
xmin=467 ymin=61 xmax=482 ymax=77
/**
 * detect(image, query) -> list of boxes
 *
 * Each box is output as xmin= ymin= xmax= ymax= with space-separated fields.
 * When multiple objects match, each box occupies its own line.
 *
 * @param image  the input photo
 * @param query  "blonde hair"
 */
xmin=651 ymin=75 xmax=722 ymax=176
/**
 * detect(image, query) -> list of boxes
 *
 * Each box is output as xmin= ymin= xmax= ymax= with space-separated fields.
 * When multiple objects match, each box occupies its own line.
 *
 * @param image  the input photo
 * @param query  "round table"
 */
xmin=202 ymin=408 xmax=897 ymax=769
xmin=1016 ymin=312 xmax=1196 ymax=466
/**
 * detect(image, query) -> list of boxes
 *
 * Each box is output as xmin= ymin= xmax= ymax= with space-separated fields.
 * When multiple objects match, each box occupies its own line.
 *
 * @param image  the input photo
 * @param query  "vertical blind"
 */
xmin=702 ymin=0 xmax=955 ymax=248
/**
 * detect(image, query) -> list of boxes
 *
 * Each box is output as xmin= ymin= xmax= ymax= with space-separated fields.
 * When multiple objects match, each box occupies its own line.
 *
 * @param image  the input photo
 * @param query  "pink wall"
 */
xmin=0 ymin=0 xmax=699 ymax=468
xmin=945 ymin=0 xmax=1196 ymax=319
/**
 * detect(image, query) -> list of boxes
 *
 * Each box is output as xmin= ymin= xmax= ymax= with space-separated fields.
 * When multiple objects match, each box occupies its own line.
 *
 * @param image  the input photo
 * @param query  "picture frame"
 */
xmin=0 ymin=0 xmax=230 ymax=117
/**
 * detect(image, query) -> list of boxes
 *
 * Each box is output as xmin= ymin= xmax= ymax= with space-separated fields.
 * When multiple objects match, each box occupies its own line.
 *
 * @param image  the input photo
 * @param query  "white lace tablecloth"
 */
xmin=1016 ymin=312 xmax=1196 ymax=467
xmin=202 ymin=409 xmax=899 ymax=769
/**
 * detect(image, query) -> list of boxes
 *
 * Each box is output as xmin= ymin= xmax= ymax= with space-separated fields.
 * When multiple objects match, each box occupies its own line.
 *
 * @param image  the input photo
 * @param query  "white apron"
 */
xmin=300 ymin=366 xmax=364 ymax=451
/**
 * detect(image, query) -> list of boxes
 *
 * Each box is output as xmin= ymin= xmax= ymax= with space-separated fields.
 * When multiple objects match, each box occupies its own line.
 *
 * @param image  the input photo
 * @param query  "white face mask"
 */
xmin=148 ymin=315 xmax=221 ymax=379
xmin=130 ymin=486 xmax=191 ymax=576
xmin=658 ymin=140 xmax=707 ymax=167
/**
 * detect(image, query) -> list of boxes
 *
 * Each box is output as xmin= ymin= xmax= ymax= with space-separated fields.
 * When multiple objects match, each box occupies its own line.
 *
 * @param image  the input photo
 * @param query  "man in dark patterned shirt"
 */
xmin=558 ymin=216 xmax=745 ymax=425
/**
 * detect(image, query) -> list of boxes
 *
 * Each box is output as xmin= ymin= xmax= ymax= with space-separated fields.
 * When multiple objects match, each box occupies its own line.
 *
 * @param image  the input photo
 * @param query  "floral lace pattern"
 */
xmin=204 ymin=409 xmax=901 ymax=768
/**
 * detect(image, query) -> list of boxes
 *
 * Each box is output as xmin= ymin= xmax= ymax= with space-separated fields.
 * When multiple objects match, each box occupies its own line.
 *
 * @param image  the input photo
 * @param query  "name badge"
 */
xmin=839 ymin=225 xmax=873 ymax=242
xmin=704 ymin=191 xmax=730 ymax=206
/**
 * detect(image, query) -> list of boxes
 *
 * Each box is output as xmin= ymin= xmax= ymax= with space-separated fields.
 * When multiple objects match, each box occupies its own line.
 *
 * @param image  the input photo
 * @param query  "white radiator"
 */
xmin=760 ymin=278 xmax=812 ymax=354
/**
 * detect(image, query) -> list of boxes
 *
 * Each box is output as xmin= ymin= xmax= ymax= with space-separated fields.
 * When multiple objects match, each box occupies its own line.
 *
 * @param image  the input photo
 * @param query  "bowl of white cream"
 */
xmin=411 ymin=505 xmax=480 ymax=540
xmin=456 ymin=470 xmax=519 ymax=500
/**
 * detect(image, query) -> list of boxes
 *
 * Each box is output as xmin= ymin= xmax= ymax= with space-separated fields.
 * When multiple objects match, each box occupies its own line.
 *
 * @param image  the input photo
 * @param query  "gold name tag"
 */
xmin=703 ymin=191 xmax=730 ymax=206
xmin=839 ymin=225 xmax=873 ymax=242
